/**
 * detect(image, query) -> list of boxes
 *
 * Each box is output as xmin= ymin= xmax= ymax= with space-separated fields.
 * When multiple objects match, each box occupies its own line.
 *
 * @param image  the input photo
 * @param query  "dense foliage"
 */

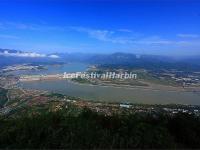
xmin=0 ymin=87 xmax=8 ymax=108
xmin=0 ymin=109 xmax=200 ymax=149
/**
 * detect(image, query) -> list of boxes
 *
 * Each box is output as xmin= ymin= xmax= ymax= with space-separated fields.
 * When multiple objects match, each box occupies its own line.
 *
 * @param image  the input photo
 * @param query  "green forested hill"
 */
xmin=0 ymin=88 xmax=8 ymax=108
xmin=0 ymin=109 xmax=200 ymax=149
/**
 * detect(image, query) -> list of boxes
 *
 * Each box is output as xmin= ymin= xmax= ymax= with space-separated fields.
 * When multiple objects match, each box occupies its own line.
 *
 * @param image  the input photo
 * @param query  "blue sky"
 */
xmin=0 ymin=0 xmax=200 ymax=55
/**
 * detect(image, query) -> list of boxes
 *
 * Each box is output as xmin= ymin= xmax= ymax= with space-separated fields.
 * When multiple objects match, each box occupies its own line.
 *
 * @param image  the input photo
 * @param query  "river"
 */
xmin=15 ymin=63 xmax=200 ymax=105
xmin=20 ymin=79 xmax=200 ymax=105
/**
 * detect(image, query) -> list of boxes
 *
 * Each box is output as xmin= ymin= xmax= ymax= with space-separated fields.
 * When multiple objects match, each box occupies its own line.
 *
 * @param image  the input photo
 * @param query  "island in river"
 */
xmin=13 ymin=63 xmax=200 ymax=105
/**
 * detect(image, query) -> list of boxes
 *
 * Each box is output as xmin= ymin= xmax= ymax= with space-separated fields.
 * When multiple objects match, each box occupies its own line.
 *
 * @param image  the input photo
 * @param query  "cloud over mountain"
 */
xmin=0 ymin=50 xmax=59 ymax=58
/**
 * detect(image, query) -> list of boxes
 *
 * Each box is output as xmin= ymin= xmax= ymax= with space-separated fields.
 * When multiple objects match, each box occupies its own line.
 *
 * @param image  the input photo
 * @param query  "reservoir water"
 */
xmin=15 ymin=63 xmax=200 ymax=105
xmin=20 ymin=80 xmax=200 ymax=105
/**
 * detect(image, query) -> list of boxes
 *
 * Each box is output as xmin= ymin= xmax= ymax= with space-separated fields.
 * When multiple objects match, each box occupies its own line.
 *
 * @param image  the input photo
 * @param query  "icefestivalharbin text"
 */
xmin=63 ymin=72 xmax=137 ymax=79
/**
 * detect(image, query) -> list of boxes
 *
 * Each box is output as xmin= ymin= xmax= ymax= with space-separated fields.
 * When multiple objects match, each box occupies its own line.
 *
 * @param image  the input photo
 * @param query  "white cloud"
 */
xmin=0 ymin=22 xmax=67 ymax=32
xmin=71 ymin=26 xmax=135 ymax=44
xmin=0 ymin=51 xmax=59 ymax=58
xmin=0 ymin=34 xmax=20 ymax=39
xmin=48 ymin=54 xmax=60 ymax=58
xmin=132 ymin=36 xmax=173 ymax=45
xmin=177 ymin=34 xmax=199 ymax=38
xmin=117 ymin=29 xmax=133 ymax=33
xmin=71 ymin=26 xmax=114 ymax=41
xmin=71 ymin=26 xmax=200 ymax=48
xmin=1 ymin=21 xmax=200 ymax=49
xmin=71 ymin=27 xmax=178 ymax=45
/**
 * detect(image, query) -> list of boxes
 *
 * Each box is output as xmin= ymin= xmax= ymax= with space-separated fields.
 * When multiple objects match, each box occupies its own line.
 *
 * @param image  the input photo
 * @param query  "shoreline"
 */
xmin=20 ymin=78 xmax=200 ymax=93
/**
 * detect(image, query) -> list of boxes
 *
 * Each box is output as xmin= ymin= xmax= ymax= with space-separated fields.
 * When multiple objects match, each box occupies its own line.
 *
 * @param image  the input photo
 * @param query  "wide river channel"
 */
xmin=18 ymin=63 xmax=200 ymax=105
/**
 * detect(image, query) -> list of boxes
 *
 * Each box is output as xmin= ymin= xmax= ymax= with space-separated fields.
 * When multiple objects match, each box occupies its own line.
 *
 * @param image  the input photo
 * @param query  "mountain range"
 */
xmin=1 ymin=48 xmax=200 ymax=72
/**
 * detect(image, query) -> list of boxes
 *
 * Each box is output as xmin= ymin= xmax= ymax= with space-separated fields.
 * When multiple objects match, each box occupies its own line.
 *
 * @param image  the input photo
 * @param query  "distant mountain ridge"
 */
xmin=0 ymin=48 xmax=62 ymax=68
xmin=1 ymin=48 xmax=200 ymax=71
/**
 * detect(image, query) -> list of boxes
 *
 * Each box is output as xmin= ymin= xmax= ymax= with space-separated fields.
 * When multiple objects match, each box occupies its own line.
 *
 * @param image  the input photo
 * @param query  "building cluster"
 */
xmin=19 ymin=74 xmax=63 ymax=81
xmin=2 ymin=64 xmax=42 ymax=72
xmin=152 ymin=70 xmax=200 ymax=86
